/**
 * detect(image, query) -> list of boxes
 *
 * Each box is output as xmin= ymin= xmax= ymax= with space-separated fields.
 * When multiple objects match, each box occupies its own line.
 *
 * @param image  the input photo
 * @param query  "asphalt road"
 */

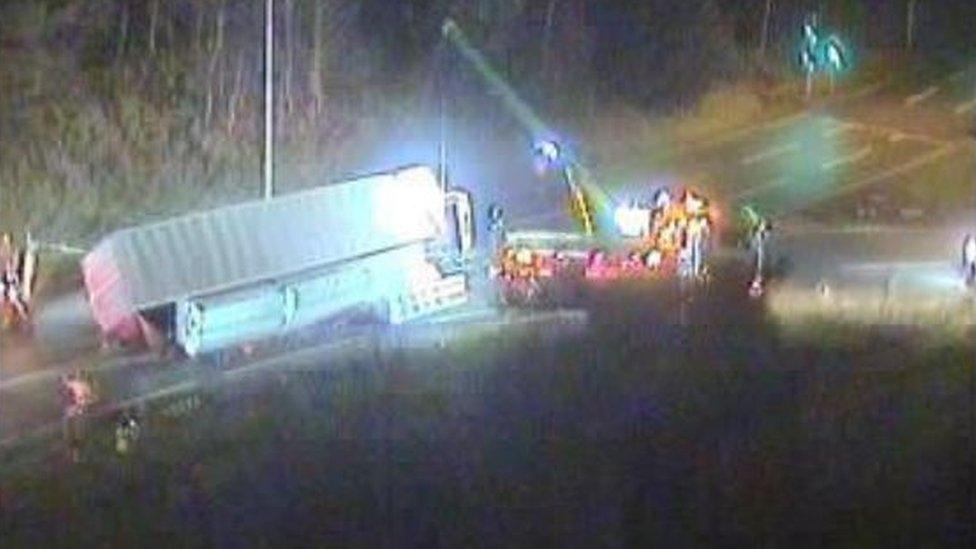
xmin=602 ymin=77 xmax=974 ymax=218
xmin=3 ymin=69 xmax=975 ymax=442
xmin=2 ymin=68 xmax=976 ymax=544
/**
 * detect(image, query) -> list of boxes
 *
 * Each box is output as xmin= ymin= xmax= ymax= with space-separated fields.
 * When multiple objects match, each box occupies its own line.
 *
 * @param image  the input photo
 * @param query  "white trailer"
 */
xmin=82 ymin=165 xmax=475 ymax=357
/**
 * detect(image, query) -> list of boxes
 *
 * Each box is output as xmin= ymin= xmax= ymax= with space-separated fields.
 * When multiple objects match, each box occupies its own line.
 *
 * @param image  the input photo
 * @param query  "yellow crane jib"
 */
xmin=563 ymin=166 xmax=596 ymax=236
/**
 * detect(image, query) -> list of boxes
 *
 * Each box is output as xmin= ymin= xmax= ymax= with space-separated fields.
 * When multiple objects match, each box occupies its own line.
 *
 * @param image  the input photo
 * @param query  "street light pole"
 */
xmin=263 ymin=0 xmax=274 ymax=200
xmin=758 ymin=0 xmax=773 ymax=58
xmin=906 ymin=0 xmax=917 ymax=51
xmin=438 ymin=44 xmax=447 ymax=194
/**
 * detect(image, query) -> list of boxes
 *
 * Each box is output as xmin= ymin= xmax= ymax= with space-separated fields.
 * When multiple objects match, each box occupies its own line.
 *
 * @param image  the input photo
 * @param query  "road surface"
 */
xmin=2 ymin=67 xmax=976 ymax=546
xmin=2 ymin=65 xmax=975 ymax=456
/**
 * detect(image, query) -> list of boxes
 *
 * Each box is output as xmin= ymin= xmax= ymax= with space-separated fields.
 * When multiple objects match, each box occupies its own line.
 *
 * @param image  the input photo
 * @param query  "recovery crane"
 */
xmin=442 ymin=19 xmax=713 ymax=305
xmin=441 ymin=18 xmax=606 ymax=239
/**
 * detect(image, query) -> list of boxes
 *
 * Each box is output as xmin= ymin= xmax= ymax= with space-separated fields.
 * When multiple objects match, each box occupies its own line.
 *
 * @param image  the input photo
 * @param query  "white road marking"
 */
xmin=840 ymin=261 xmax=950 ymax=273
xmin=840 ymin=144 xmax=959 ymax=192
xmin=778 ymin=224 xmax=946 ymax=236
xmin=823 ymin=122 xmax=857 ymax=138
xmin=681 ymin=112 xmax=810 ymax=155
xmin=904 ymin=86 xmax=939 ymax=106
xmin=737 ymin=177 xmax=787 ymax=199
xmin=678 ymin=80 xmax=885 ymax=157
xmin=740 ymin=142 xmax=800 ymax=166
xmin=895 ymin=132 xmax=946 ymax=145
xmin=822 ymin=146 xmax=872 ymax=170
xmin=822 ymin=119 xmax=948 ymax=145
xmin=0 ymin=368 xmax=72 ymax=391
xmin=954 ymin=98 xmax=976 ymax=115
xmin=786 ymin=144 xmax=961 ymax=214
xmin=0 ymin=353 xmax=157 ymax=393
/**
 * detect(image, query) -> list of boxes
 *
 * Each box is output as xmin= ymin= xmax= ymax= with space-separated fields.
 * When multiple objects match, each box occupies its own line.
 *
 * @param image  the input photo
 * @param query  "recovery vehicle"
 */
xmin=491 ymin=142 xmax=716 ymax=305
xmin=441 ymin=19 xmax=715 ymax=307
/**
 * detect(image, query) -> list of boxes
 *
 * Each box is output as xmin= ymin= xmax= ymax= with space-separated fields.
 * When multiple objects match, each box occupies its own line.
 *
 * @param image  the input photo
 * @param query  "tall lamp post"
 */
xmin=438 ymin=42 xmax=447 ymax=194
xmin=263 ymin=0 xmax=274 ymax=200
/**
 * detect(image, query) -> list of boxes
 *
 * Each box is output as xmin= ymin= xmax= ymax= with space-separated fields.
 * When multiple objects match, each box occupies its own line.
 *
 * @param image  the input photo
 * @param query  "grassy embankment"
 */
xmin=2 ymin=296 xmax=974 ymax=545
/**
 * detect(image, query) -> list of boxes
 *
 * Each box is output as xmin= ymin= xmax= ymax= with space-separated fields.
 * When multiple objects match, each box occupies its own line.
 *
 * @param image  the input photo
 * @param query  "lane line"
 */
xmin=840 ymin=261 xmax=950 ymax=272
xmin=824 ymin=122 xmax=857 ymax=138
xmin=671 ymin=79 xmax=885 ymax=159
xmin=904 ymin=86 xmax=939 ymax=106
xmin=740 ymin=142 xmax=800 ymax=166
xmin=885 ymin=130 xmax=945 ymax=146
xmin=0 ymin=353 xmax=157 ymax=393
xmin=954 ymin=98 xmax=976 ymax=115
xmin=679 ymin=112 xmax=809 ymax=156
xmin=786 ymin=144 xmax=962 ymax=214
xmin=778 ymin=224 xmax=950 ymax=236
xmin=822 ymin=146 xmax=872 ymax=170
xmin=829 ymin=119 xmax=949 ymax=145
xmin=737 ymin=177 xmax=788 ymax=200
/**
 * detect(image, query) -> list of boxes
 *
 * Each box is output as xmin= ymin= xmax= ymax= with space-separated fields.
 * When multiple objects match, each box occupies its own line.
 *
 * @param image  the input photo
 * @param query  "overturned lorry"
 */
xmin=82 ymin=165 xmax=474 ymax=357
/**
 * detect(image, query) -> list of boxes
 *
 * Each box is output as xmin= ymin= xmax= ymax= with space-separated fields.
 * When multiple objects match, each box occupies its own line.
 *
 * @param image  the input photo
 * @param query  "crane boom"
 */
xmin=555 ymin=156 xmax=596 ymax=236
xmin=442 ymin=18 xmax=608 ymax=236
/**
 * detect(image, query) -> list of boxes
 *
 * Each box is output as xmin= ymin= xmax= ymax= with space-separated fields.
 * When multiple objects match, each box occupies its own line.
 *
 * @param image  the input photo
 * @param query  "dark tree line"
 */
xmin=3 ymin=0 xmax=972 ymax=142
xmin=1 ymin=0 xmax=973 ymax=238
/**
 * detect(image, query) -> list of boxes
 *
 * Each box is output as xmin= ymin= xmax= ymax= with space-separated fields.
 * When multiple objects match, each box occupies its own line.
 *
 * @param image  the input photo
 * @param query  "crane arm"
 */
xmin=443 ymin=18 xmax=608 ymax=237
xmin=561 ymin=164 xmax=596 ymax=236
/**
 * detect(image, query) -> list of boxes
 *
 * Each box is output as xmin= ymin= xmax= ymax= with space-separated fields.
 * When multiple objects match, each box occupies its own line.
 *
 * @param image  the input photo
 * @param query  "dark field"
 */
xmin=3 ymin=273 xmax=975 ymax=546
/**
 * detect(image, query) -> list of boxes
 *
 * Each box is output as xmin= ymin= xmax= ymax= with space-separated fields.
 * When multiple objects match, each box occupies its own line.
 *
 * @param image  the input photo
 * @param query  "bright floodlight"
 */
xmin=825 ymin=39 xmax=844 ymax=71
xmin=684 ymin=192 xmax=704 ymax=216
xmin=803 ymin=24 xmax=816 ymax=43
xmin=535 ymin=140 xmax=561 ymax=163
xmin=615 ymin=204 xmax=650 ymax=238
xmin=375 ymin=166 xmax=445 ymax=239
xmin=654 ymin=189 xmax=671 ymax=209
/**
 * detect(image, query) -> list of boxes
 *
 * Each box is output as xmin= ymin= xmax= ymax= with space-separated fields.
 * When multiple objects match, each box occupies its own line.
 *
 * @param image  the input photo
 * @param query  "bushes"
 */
xmin=670 ymin=84 xmax=763 ymax=143
xmin=697 ymin=85 xmax=763 ymax=128
xmin=577 ymin=82 xmax=776 ymax=187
